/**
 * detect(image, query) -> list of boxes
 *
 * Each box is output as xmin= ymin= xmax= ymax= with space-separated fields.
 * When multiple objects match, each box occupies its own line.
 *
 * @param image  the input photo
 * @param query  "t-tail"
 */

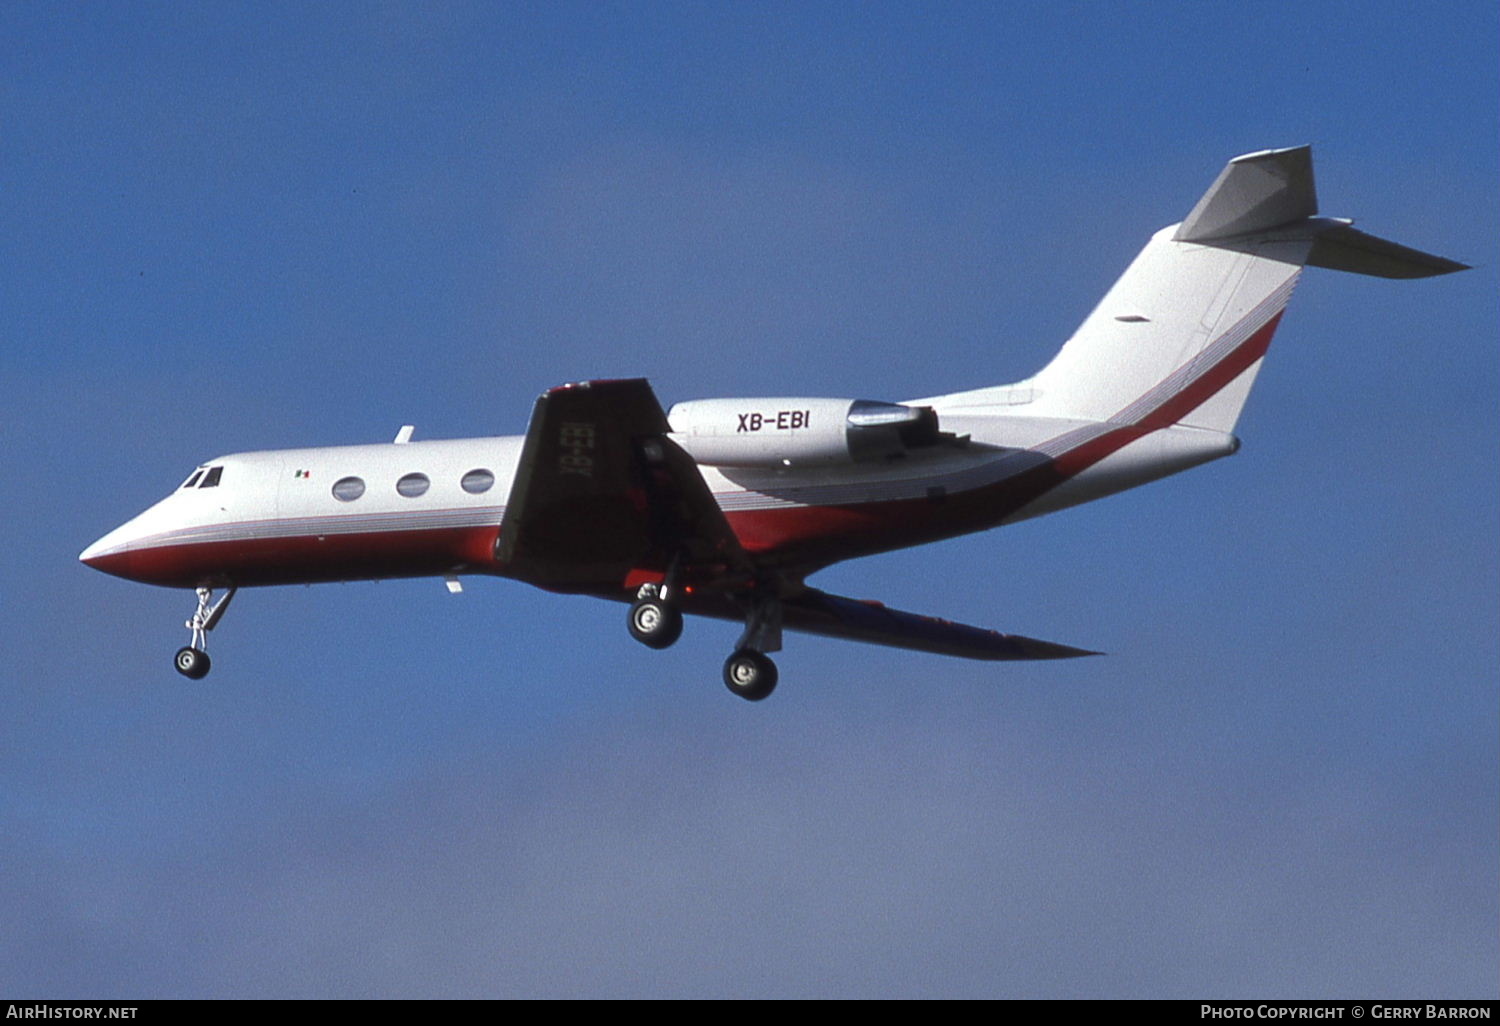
xmin=930 ymin=146 xmax=1467 ymax=434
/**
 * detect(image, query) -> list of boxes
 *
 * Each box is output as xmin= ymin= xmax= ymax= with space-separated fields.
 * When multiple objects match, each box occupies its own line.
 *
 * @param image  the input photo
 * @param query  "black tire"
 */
xmin=628 ymin=598 xmax=683 ymax=650
xmin=722 ymin=649 xmax=777 ymax=701
xmin=174 ymin=646 xmax=211 ymax=680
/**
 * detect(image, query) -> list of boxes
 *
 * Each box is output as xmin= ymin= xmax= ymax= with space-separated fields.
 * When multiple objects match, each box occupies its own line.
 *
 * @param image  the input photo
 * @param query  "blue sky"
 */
xmin=2 ymin=1 xmax=1495 ymax=998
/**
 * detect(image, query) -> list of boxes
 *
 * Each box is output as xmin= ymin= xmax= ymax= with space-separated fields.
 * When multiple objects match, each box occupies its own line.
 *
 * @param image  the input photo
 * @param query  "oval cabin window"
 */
xmin=396 ymin=473 xmax=430 ymax=498
xmin=461 ymin=469 xmax=495 ymax=494
xmin=332 ymin=477 xmax=366 ymax=502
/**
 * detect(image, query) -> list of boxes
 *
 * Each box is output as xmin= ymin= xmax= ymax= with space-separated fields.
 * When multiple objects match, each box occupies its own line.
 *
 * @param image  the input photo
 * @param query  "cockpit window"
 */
xmin=198 ymin=466 xmax=224 ymax=488
xmin=181 ymin=470 xmax=204 ymax=489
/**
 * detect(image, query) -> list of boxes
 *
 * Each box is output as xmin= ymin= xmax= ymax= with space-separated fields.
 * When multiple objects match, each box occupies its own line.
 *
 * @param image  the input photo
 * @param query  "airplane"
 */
xmin=79 ymin=146 xmax=1467 ymax=701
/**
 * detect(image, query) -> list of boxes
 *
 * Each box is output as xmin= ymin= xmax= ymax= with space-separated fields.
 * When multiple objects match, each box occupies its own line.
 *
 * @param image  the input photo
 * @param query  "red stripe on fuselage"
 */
xmin=725 ymin=311 xmax=1284 ymax=570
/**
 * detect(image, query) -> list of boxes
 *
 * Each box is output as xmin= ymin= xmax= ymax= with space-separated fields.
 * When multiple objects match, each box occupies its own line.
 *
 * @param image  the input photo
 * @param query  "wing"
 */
xmin=779 ymin=587 xmax=1098 ymax=661
xmin=498 ymin=379 xmax=746 ymax=590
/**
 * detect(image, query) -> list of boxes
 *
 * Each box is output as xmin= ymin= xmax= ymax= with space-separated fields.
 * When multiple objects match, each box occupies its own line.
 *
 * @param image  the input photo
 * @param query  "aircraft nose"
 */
xmin=80 ymin=485 xmax=192 ymax=580
xmin=79 ymin=526 xmax=137 ymax=579
xmin=80 ymin=497 xmax=210 ymax=587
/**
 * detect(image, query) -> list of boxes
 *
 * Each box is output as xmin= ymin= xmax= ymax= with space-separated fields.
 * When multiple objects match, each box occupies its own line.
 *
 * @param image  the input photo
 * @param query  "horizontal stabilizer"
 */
xmin=1308 ymin=223 xmax=1469 ymax=278
xmin=1174 ymin=146 xmax=1469 ymax=277
xmin=782 ymin=588 xmax=1098 ymax=661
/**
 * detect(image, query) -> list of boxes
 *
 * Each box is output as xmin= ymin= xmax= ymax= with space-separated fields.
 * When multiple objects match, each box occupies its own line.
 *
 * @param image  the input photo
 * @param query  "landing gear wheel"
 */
xmin=722 ymin=648 xmax=777 ymax=702
xmin=628 ymin=598 xmax=683 ymax=650
xmin=174 ymin=646 xmax=211 ymax=680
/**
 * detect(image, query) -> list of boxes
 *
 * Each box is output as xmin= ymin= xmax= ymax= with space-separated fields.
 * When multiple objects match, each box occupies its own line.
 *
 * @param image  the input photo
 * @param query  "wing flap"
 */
xmin=782 ymin=588 xmax=1098 ymax=661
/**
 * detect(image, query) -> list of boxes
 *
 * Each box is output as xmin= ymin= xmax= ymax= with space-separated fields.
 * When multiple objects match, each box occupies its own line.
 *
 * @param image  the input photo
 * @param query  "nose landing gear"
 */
xmin=174 ymin=585 xmax=235 ymax=679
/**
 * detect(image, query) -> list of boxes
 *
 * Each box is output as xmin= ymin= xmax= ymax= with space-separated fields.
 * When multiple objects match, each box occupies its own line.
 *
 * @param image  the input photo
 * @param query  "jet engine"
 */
xmin=667 ymin=397 xmax=948 ymax=468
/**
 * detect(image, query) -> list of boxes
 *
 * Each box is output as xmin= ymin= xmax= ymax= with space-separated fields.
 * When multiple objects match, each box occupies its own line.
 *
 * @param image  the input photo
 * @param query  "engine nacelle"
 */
xmin=667 ymin=397 xmax=945 ymax=468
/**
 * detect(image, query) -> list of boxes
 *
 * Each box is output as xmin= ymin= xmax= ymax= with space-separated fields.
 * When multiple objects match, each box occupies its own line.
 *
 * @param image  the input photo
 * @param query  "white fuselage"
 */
xmin=79 ymin=407 xmax=1240 ymax=591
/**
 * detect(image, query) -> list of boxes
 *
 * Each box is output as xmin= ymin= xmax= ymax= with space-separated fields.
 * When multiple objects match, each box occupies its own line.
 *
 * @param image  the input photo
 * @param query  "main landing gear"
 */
xmin=722 ymin=648 xmax=777 ymax=702
xmin=627 ymin=586 xmax=684 ymax=650
xmin=722 ymin=597 xmax=781 ymax=702
xmin=174 ymin=585 xmax=235 ymax=680
xmin=626 ymin=580 xmax=783 ymax=702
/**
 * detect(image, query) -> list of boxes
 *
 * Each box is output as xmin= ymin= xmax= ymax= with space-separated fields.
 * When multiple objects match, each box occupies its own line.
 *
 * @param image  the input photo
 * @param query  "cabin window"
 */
xmin=396 ymin=473 xmax=430 ymax=498
xmin=198 ymin=466 xmax=224 ymax=488
xmin=461 ymin=469 xmax=495 ymax=494
xmin=181 ymin=470 xmax=204 ymax=489
xmin=332 ymin=476 xmax=365 ymax=502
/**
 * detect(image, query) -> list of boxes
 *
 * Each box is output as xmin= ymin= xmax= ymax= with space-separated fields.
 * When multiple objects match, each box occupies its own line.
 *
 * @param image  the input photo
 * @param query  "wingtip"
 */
xmin=995 ymin=634 xmax=1103 ymax=660
xmin=1028 ymin=640 xmax=1103 ymax=660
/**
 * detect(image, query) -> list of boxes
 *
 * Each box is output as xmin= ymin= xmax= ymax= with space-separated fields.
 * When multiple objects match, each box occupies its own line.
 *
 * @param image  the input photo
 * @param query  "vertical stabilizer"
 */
xmin=918 ymin=147 xmax=1466 ymax=433
xmin=1019 ymin=225 xmax=1310 ymax=432
xmin=1174 ymin=146 xmax=1318 ymax=242
xmin=1022 ymin=147 xmax=1324 ymax=431
xmin=992 ymin=145 xmax=1464 ymax=434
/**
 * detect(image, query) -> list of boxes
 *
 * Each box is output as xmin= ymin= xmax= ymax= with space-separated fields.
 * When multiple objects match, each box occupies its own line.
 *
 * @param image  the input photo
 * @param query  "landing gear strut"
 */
xmin=723 ymin=597 xmax=782 ymax=702
xmin=175 ymin=585 xmax=235 ymax=679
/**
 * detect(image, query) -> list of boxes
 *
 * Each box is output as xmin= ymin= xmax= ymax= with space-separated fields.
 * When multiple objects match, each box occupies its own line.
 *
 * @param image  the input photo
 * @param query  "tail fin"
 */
xmin=1173 ymin=146 xmax=1320 ymax=243
xmin=962 ymin=147 xmax=1466 ymax=433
